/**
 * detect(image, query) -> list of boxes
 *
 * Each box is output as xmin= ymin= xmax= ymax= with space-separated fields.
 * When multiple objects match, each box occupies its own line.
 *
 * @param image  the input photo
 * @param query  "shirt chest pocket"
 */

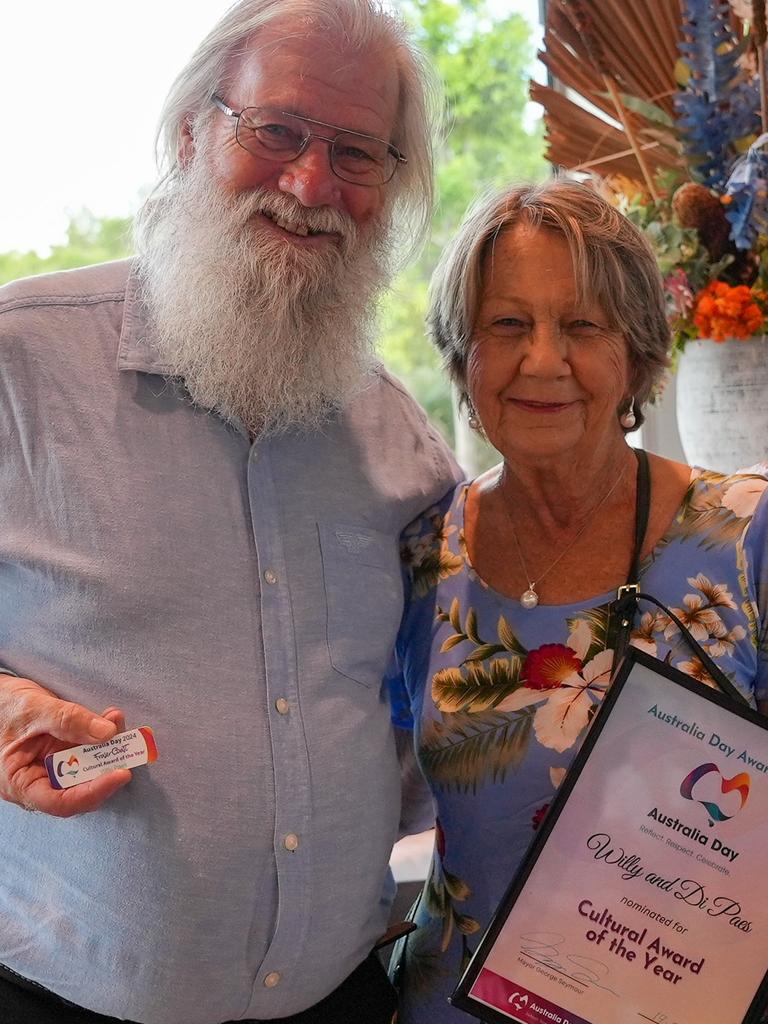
xmin=318 ymin=522 xmax=404 ymax=689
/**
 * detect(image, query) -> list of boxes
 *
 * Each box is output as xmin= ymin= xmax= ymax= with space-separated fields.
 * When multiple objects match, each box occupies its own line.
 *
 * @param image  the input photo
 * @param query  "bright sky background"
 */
xmin=0 ymin=0 xmax=542 ymax=255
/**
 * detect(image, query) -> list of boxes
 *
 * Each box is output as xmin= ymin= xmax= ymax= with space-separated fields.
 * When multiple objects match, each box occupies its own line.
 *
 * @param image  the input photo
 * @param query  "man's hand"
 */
xmin=0 ymin=675 xmax=131 ymax=816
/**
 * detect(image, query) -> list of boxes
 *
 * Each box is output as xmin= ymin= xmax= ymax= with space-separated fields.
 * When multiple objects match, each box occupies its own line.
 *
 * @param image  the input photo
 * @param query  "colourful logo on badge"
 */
xmin=680 ymin=762 xmax=750 ymax=825
xmin=56 ymin=755 xmax=80 ymax=779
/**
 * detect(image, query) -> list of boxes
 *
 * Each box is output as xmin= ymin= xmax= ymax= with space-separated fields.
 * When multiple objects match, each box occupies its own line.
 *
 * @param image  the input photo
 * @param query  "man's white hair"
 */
xmin=144 ymin=0 xmax=439 ymax=261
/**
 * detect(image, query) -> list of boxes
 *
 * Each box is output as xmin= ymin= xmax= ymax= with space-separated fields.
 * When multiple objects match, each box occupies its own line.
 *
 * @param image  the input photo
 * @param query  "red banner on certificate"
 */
xmin=451 ymin=648 xmax=768 ymax=1024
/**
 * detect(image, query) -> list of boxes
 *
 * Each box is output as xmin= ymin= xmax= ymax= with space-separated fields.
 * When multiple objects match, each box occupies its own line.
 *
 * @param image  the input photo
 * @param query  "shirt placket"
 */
xmin=246 ymin=443 xmax=313 ymax=1004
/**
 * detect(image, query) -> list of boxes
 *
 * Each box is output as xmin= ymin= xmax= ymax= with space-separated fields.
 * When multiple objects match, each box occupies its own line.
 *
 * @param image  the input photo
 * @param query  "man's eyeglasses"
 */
xmin=211 ymin=95 xmax=406 ymax=187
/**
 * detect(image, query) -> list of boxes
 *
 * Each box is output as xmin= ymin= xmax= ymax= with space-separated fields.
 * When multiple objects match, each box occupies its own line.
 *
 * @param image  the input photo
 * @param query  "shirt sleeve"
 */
xmin=750 ymin=479 xmax=768 ymax=702
xmin=386 ymin=648 xmax=414 ymax=730
xmin=394 ymin=719 xmax=435 ymax=838
xmin=387 ymin=609 xmax=434 ymax=835
xmin=387 ymin=489 xmax=458 ymax=831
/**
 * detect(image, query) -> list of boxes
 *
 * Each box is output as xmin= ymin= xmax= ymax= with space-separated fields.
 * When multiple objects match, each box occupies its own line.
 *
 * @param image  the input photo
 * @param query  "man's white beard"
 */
xmin=136 ymin=160 xmax=393 ymax=437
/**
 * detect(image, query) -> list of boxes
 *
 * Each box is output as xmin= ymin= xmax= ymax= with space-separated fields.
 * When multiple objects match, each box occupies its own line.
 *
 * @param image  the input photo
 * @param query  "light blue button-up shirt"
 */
xmin=0 ymin=260 xmax=459 ymax=1023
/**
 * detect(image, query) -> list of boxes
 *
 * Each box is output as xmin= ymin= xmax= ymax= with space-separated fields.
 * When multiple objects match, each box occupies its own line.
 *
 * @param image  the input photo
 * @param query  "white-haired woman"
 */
xmin=388 ymin=180 xmax=768 ymax=1022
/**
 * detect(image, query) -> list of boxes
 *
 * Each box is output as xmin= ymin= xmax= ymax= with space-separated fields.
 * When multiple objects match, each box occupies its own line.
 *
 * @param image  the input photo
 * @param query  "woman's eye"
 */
xmin=570 ymin=319 xmax=600 ymax=331
xmin=492 ymin=317 xmax=526 ymax=329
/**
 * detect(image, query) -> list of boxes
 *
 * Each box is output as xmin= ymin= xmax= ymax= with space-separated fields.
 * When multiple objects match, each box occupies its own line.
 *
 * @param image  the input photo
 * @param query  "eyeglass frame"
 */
xmin=210 ymin=95 xmax=407 ymax=186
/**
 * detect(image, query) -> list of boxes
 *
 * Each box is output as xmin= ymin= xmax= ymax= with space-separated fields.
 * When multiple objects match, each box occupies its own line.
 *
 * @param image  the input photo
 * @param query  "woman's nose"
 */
xmin=520 ymin=323 xmax=570 ymax=375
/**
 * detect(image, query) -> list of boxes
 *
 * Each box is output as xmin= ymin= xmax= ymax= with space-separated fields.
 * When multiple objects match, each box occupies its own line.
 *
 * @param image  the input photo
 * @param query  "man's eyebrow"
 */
xmin=275 ymin=106 xmax=388 ymax=141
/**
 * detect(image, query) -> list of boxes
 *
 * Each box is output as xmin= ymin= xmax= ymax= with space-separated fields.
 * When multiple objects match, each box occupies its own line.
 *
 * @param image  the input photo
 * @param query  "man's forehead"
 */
xmin=225 ymin=19 xmax=400 ymax=138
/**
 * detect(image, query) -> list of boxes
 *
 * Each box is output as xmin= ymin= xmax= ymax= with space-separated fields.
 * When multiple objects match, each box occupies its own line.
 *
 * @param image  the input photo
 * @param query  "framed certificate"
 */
xmin=451 ymin=648 xmax=768 ymax=1024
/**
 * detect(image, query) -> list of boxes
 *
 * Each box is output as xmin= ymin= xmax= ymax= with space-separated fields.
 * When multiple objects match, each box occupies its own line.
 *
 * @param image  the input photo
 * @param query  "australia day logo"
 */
xmin=507 ymin=993 xmax=529 ymax=1013
xmin=56 ymin=755 xmax=80 ymax=780
xmin=680 ymin=762 xmax=750 ymax=826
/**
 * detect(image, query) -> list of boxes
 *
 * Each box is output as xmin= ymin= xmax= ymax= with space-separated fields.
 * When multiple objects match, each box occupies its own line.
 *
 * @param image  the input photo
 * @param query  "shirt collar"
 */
xmin=116 ymin=261 xmax=173 ymax=376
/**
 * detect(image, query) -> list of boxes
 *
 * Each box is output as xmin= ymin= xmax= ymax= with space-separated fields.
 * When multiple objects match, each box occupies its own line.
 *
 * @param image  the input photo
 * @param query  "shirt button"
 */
xmin=283 ymin=833 xmax=300 ymax=852
xmin=263 ymin=972 xmax=281 ymax=988
xmin=275 ymin=698 xmax=290 ymax=715
xmin=264 ymin=569 xmax=278 ymax=585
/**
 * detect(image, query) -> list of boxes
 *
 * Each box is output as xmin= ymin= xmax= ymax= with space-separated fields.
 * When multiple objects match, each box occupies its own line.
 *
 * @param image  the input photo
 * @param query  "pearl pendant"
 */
xmin=521 ymin=587 xmax=539 ymax=609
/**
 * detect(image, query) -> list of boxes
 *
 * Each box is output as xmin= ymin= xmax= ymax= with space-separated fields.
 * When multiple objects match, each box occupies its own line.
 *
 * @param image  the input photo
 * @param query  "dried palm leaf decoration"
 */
xmin=534 ymin=0 xmax=763 ymax=193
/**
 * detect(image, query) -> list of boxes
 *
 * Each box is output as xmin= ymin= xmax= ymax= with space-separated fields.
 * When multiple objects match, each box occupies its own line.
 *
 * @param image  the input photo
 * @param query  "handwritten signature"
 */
xmin=519 ymin=932 xmax=619 ymax=997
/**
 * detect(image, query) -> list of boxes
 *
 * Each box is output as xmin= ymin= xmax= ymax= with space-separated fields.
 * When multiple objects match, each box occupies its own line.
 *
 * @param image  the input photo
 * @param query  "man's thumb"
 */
xmin=48 ymin=699 xmax=117 ymax=744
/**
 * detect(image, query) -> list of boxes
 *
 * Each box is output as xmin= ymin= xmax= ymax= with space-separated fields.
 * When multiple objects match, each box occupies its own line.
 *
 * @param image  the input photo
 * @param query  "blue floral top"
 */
xmin=389 ymin=468 xmax=768 ymax=1024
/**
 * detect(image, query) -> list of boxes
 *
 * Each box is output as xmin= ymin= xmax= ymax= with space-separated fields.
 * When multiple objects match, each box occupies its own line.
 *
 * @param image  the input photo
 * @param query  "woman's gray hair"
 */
xmin=428 ymin=179 xmax=671 ymax=430
xmin=145 ymin=0 xmax=439 ymax=258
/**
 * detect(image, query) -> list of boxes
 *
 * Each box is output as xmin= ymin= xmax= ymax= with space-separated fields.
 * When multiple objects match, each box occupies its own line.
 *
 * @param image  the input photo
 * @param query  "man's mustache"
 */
xmin=232 ymin=188 xmax=357 ymax=241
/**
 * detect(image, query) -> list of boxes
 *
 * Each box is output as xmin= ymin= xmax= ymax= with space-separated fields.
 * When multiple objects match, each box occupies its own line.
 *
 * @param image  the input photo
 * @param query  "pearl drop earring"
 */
xmin=620 ymin=397 xmax=636 ymax=430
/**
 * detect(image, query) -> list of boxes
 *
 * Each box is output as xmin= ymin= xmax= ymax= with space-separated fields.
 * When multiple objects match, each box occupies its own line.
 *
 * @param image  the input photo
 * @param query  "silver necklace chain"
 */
xmin=503 ymin=463 xmax=629 ymax=609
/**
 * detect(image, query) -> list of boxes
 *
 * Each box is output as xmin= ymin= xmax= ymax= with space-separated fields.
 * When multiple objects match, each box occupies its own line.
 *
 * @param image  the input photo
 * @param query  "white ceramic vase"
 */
xmin=675 ymin=336 xmax=768 ymax=474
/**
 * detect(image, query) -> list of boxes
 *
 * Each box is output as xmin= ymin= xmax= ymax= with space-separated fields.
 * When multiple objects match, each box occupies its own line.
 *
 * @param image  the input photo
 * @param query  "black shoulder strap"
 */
xmin=611 ymin=448 xmax=650 ymax=665
xmin=627 ymin=447 xmax=650 ymax=586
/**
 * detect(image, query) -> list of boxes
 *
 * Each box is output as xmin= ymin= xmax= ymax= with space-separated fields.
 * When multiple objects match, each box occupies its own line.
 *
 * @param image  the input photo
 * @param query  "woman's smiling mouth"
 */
xmin=508 ymin=398 xmax=579 ymax=413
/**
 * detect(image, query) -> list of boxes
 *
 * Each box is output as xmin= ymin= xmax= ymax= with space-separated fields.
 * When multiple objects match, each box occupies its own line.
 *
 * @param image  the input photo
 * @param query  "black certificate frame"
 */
xmin=450 ymin=647 xmax=768 ymax=1024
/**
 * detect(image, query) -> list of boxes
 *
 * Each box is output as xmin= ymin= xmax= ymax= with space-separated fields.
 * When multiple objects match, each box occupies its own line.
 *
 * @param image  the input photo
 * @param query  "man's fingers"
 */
xmin=22 ymin=768 xmax=132 ymax=817
xmin=42 ymin=696 xmax=117 ymax=745
xmin=100 ymin=707 xmax=127 ymax=733
xmin=2 ymin=679 xmax=117 ymax=746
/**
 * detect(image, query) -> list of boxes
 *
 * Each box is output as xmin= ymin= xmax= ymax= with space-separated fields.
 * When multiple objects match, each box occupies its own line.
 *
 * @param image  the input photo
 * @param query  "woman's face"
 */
xmin=467 ymin=223 xmax=631 ymax=465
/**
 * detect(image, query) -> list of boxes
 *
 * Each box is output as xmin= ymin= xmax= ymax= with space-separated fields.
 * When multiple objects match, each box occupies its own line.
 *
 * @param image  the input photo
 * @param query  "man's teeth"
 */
xmin=264 ymin=212 xmax=311 ymax=236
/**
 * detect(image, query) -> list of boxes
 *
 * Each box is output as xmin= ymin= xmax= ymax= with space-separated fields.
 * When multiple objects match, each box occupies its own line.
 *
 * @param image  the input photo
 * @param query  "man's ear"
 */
xmin=179 ymin=116 xmax=195 ymax=168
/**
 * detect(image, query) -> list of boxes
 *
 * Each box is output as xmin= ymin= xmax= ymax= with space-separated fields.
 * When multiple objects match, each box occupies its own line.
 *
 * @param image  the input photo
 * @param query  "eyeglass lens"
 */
xmin=236 ymin=107 xmax=397 ymax=185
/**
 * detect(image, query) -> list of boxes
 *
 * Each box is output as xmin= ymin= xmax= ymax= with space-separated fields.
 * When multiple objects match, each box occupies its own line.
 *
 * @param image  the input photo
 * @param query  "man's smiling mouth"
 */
xmin=260 ymin=210 xmax=329 ymax=237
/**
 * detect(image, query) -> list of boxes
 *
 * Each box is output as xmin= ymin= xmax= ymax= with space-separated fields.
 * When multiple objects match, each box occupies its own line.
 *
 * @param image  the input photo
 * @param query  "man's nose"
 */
xmin=277 ymin=141 xmax=342 ymax=208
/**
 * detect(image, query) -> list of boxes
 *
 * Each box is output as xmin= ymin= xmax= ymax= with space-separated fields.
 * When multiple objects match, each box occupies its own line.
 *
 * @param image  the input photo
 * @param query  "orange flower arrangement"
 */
xmin=692 ymin=281 xmax=766 ymax=342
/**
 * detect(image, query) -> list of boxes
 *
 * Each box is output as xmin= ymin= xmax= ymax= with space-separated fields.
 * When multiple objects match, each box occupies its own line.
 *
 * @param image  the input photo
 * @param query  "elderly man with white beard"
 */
xmin=0 ymin=2 xmax=459 ymax=1023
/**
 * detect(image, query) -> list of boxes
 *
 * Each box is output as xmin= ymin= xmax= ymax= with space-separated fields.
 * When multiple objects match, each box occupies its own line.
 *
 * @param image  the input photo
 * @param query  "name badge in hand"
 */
xmin=45 ymin=727 xmax=158 ymax=789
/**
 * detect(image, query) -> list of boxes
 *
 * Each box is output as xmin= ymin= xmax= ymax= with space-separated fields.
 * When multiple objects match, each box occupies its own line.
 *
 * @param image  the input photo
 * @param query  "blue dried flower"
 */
xmin=675 ymin=0 xmax=761 ymax=192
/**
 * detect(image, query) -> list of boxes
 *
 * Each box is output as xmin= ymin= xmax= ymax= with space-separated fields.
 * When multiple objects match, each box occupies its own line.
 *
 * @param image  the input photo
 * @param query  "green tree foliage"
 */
xmin=380 ymin=0 xmax=546 ymax=447
xmin=0 ymin=211 xmax=132 ymax=286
